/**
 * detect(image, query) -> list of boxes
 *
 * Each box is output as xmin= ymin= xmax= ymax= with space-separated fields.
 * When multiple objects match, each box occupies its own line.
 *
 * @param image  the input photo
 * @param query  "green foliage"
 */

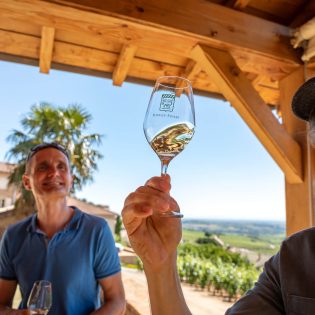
xmin=182 ymin=229 xmax=204 ymax=242
xmin=183 ymin=229 xmax=282 ymax=255
xmin=196 ymin=237 xmax=218 ymax=245
xmin=115 ymin=215 xmax=123 ymax=241
xmin=6 ymin=103 xmax=103 ymax=215
xmin=177 ymin=243 xmax=261 ymax=301
xmin=136 ymin=257 xmax=144 ymax=271
xmin=220 ymin=234 xmax=281 ymax=255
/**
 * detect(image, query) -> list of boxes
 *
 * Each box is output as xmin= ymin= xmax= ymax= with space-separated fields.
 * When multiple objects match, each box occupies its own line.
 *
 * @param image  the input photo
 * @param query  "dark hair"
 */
xmin=26 ymin=142 xmax=70 ymax=163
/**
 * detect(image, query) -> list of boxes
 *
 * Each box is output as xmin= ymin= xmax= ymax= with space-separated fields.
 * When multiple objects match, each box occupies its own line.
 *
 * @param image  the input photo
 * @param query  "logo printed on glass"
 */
xmin=160 ymin=94 xmax=175 ymax=112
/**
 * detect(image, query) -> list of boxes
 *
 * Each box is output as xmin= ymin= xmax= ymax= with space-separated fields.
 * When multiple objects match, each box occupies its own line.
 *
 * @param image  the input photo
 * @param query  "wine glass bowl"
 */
xmin=27 ymin=280 xmax=52 ymax=315
xmin=143 ymin=76 xmax=195 ymax=218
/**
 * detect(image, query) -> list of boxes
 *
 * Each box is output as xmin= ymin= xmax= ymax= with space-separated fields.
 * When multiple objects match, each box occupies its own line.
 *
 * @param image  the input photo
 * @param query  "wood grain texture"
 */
xmin=191 ymin=44 xmax=303 ymax=183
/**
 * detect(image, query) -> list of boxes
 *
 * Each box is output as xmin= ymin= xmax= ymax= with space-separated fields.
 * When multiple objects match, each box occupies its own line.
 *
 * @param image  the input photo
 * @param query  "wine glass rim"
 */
xmin=34 ymin=280 xmax=52 ymax=287
xmin=156 ymin=76 xmax=192 ymax=90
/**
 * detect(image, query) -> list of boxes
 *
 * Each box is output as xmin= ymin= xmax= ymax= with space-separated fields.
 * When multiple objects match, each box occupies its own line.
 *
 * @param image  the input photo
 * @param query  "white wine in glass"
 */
xmin=27 ymin=280 xmax=52 ymax=315
xmin=143 ymin=76 xmax=195 ymax=218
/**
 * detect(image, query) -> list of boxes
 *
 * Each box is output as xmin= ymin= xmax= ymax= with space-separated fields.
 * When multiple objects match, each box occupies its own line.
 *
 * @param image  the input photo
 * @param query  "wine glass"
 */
xmin=27 ymin=280 xmax=52 ymax=315
xmin=143 ymin=76 xmax=195 ymax=218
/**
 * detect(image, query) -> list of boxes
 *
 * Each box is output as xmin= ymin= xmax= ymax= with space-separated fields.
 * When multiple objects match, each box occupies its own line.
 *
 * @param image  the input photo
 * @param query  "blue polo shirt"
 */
xmin=0 ymin=207 xmax=121 ymax=315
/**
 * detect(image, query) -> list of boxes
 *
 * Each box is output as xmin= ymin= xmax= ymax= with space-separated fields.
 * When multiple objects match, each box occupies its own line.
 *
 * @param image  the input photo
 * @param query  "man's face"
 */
xmin=23 ymin=148 xmax=73 ymax=198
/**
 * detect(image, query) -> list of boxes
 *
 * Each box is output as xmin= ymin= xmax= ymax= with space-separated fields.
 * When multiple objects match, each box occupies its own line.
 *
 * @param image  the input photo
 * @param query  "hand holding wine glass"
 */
xmin=27 ymin=280 xmax=52 ymax=315
xmin=143 ymin=76 xmax=195 ymax=218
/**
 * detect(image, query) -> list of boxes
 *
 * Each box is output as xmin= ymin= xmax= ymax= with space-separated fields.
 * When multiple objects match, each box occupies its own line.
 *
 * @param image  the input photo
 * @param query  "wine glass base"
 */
xmin=159 ymin=211 xmax=183 ymax=218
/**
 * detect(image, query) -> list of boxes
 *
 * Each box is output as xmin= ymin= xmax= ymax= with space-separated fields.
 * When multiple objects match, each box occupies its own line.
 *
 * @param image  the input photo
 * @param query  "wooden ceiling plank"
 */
xmin=46 ymin=0 xmax=298 ymax=63
xmin=183 ymin=60 xmax=201 ymax=82
xmin=0 ymin=29 xmax=39 ymax=58
xmin=0 ymin=27 xmax=280 ymax=106
xmin=251 ymin=74 xmax=262 ymax=87
xmin=234 ymin=0 xmax=252 ymax=9
xmin=112 ymin=43 xmax=137 ymax=86
xmin=0 ymin=29 xmax=205 ymax=89
xmin=225 ymin=0 xmax=252 ymax=9
xmin=175 ymin=60 xmax=201 ymax=89
xmin=0 ymin=17 xmax=41 ymax=36
xmin=289 ymin=0 xmax=315 ymax=28
xmin=39 ymin=26 xmax=55 ymax=73
xmin=230 ymin=49 xmax=298 ymax=80
xmin=0 ymin=16 xmax=291 ymax=79
xmin=0 ymin=8 xmax=297 ymax=80
xmin=0 ymin=0 xmax=300 ymax=66
xmin=190 ymin=44 xmax=303 ymax=183
xmin=0 ymin=0 xmax=301 ymax=91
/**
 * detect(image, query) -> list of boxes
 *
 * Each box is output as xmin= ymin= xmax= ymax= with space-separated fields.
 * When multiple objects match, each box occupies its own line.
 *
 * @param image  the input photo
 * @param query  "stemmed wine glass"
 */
xmin=143 ymin=76 xmax=195 ymax=218
xmin=27 ymin=280 xmax=52 ymax=315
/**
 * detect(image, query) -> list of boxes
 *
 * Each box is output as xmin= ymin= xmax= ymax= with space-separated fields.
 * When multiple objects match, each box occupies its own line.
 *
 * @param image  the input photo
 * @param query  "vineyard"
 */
xmin=135 ymin=242 xmax=262 ymax=301
xmin=177 ymin=243 xmax=261 ymax=301
xmin=132 ymin=221 xmax=284 ymax=303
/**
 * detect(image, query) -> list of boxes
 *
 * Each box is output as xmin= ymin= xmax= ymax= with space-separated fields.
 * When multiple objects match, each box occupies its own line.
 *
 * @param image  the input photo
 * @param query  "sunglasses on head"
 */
xmin=27 ymin=142 xmax=70 ymax=162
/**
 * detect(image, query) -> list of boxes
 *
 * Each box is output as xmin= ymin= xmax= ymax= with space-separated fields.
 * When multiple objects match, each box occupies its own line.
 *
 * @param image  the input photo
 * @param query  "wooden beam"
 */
xmin=225 ymin=0 xmax=252 ymax=9
xmin=0 ymin=29 xmax=39 ymax=58
xmin=0 ymin=28 xmax=283 ymax=106
xmin=39 ymin=26 xmax=55 ymax=73
xmin=0 ymin=29 xmax=221 ymax=92
xmin=182 ymin=60 xmax=201 ymax=83
xmin=112 ymin=43 xmax=137 ymax=86
xmin=0 ymin=0 xmax=300 ymax=67
xmin=280 ymin=67 xmax=315 ymax=236
xmin=175 ymin=60 xmax=201 ymax=90
xmin=290 ymin=0 xmax=315 ymax=28
xmin=190 ymin=44 xmax=303 ymax=184
xmin=49 ymin=0 xmax=297 ymax=63
xmin=0 ymin=17 xmax=296 ymax=83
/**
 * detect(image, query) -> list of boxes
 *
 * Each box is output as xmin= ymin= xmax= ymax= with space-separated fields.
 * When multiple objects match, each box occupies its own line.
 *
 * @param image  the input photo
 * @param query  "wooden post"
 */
xmin=280 ymin=67 xmax=315 ymax=236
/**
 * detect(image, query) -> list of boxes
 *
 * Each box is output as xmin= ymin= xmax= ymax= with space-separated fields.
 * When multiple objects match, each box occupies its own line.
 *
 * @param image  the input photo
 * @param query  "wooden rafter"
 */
xmin=225 ymin=0 xmax=252 ymax=9
xmin=112 ymin=44 xmax=137 ymax=86
xmin=175 ymin=60 xmax=201 ymax=90
xmin=290 ymin=0 xmax=315 ymax=28
xmin=47 ymin=0 xmax=296 ymax=63
xmin=0 ymin=0 xmax=300 ymax=108
xmin=0 ymin=29 xmax=222 ymax=93
xmin=39 ymin=26 xmax=55 ymax=73
xmin=0 ymin=0 xmax=300 ymax=66
xmin=0 ymin=26 xmax=282 ymax=107
xmin=190 ymin=44 xmax=303 ymax=184
xmin=182 ymin=60 xmax=201 ymax=83
xmin=0 ymin=0 xmax=302 ymax=107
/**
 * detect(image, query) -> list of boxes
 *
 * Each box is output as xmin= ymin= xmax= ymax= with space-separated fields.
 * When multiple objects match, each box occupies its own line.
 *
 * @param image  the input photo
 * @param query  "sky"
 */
xmin=0 ymin=60 xmax=285 ymax=221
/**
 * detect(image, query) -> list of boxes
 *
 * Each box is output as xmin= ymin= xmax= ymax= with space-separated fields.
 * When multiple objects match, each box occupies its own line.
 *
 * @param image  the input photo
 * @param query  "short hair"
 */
xmin=25 ymin=142 xmax=70 ymax=173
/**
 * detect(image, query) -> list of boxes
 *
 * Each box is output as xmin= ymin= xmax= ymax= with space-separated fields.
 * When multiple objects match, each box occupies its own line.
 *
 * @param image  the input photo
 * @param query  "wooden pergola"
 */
xmin=1 ymin=0 xmax=314 ymax=236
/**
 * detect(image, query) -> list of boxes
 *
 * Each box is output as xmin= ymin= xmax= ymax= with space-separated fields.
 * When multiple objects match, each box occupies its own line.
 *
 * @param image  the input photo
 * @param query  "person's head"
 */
xmin=292 ymin=77 xmax=315 ymax=146
xmin=23 ymin=142 xmax=73 ymax=198
xmin=292 ymin=77 xmax=315 ymax=123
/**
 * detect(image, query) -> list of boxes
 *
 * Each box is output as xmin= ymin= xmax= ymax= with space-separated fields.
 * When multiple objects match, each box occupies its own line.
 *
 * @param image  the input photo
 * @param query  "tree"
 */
xmin=114 ymin=215 xmax=123 ymax=242
xmin=6 ymin=102 xmax=103 ymax=215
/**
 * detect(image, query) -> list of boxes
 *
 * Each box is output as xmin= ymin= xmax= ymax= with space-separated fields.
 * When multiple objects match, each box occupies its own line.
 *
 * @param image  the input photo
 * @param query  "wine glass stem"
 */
xmin=161 ymin=159 xmax=170 ymax=175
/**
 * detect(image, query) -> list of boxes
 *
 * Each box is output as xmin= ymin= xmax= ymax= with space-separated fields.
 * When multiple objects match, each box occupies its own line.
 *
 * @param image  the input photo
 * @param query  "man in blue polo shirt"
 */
xmin=0 ymin=143 xmax=126 ymax=315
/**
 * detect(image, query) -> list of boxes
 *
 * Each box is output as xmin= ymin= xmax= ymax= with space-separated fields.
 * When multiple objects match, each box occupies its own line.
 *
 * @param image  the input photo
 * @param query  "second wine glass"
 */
xmin=27 ymin=280 xmax=52 ymax=315
xmin=143 ymin=76 xmax=195 ymax=218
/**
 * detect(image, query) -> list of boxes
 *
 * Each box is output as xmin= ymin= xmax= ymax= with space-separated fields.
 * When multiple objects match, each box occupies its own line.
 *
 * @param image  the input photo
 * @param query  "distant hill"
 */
xmin=182 ymin=218 xmax=286 ymax=260
xmin=182 ymin=219 xmax=285 ymax=238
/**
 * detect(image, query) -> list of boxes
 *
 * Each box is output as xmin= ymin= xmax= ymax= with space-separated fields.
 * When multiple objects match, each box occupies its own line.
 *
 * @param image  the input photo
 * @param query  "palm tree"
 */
xmin=6 ymin=102 xmax=103 ymax=215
